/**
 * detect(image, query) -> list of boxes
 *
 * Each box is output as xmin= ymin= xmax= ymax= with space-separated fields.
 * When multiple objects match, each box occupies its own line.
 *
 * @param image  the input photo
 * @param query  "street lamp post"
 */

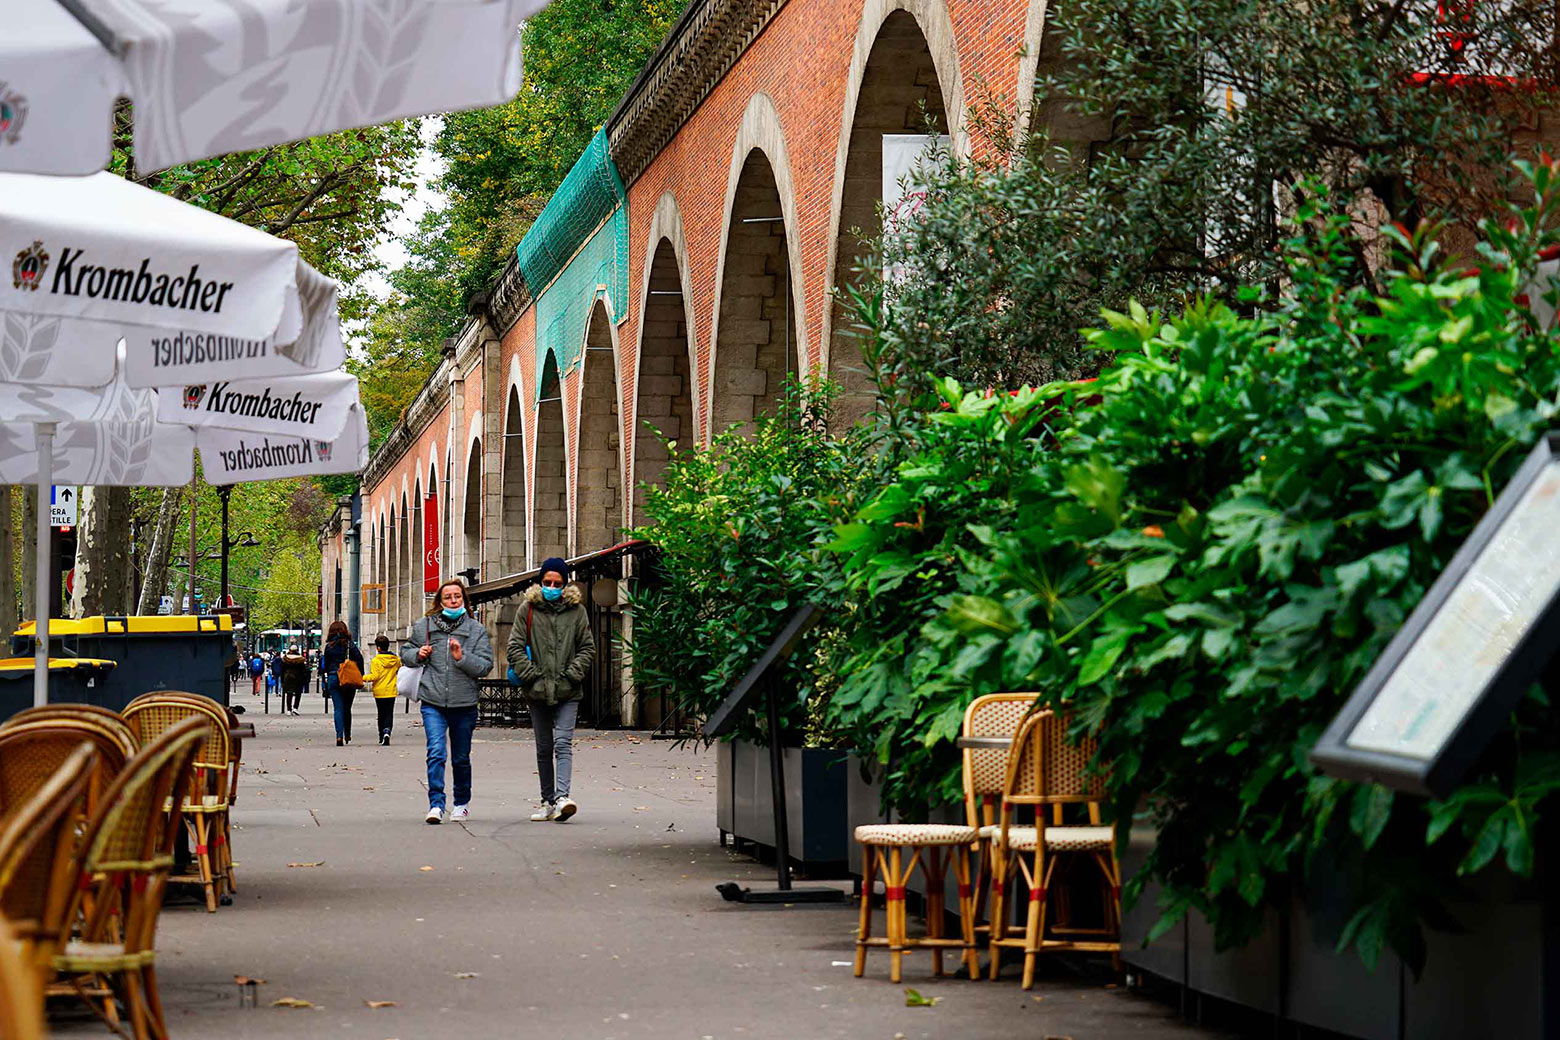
xmin=216 ymin=485 xmax=261 ymax=609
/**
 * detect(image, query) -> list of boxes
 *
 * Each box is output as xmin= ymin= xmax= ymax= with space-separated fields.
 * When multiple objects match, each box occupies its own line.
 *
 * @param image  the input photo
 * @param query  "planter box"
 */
xmin=718 ymin=739 xmax=850 ymax=865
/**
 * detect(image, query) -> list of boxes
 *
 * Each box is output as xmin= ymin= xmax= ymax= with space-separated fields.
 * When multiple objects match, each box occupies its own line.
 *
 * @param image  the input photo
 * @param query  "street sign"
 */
xmin=50 ymin=486 xmax=76 ymax=527
xmin=158 ymin=595 xmax=173 ymax=615
xmin=215 ymin=606 xmax=246 ymax=625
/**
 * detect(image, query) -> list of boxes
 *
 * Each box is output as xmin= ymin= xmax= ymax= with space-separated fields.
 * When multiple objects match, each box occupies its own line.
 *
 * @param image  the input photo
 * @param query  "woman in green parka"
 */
xmin=507 ymin=556 xmax=595 ymax=821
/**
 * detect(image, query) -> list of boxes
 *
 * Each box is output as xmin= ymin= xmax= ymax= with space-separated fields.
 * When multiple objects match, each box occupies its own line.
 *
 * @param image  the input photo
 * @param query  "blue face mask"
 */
xmin=541 ymin=585 xmax=563 ymax=603
xmin=441 ymin=606 xmax=465 ymax=621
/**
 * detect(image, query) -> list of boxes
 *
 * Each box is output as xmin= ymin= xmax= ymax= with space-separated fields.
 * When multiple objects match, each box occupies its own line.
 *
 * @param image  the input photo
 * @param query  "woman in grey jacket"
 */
xmin=400 ymin=579 xmax=494 ymax=824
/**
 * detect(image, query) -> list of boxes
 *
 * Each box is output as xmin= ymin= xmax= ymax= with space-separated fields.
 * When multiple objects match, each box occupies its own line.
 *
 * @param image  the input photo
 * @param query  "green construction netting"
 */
xmin=518 ymin=129 xmax=629 ymax=394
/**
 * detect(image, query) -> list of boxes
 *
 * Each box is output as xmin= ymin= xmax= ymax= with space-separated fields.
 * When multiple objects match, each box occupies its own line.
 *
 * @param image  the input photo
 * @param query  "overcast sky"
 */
xmin=362 ymin=118 xmax=448 ymax=302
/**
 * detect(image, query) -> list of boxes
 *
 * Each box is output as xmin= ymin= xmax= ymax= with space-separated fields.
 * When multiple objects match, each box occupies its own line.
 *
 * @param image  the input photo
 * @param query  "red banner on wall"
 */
xmin=423 ymin=491 xmax=441 ymax=594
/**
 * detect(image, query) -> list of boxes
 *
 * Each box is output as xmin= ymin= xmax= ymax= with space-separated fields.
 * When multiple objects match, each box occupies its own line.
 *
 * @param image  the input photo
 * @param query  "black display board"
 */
xmin=1312 ymin=433 xmax=1560 ymax=797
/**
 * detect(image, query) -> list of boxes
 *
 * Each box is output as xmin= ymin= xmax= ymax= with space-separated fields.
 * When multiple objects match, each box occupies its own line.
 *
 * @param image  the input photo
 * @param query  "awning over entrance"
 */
xmin=464 ymin=539 xmax=654 ymax=605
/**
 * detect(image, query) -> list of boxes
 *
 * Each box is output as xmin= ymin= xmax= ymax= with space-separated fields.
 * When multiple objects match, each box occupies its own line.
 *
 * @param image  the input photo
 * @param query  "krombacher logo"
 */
xmin=17 ymin=245 xmax=238 ymax=314
xmin=200 ymin=382 xmax=325 ymax=426
xmin=215 ymin=437 xmax=317 ymax=475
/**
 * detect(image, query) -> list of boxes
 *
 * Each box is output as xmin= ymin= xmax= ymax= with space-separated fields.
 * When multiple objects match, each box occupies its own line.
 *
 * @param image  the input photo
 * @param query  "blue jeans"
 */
xmin=327 ymin=678 xmax=355 ymax=741
xmin=530 ymin=699 xmax=579 ymax=803
xmin=422 ymin=703 xmax=477 ymax=811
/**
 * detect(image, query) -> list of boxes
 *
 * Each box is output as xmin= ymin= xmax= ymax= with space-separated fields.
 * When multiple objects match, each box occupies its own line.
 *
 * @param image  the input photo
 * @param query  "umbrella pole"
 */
xmin=32 ymin=422 xmax=55 ymax=709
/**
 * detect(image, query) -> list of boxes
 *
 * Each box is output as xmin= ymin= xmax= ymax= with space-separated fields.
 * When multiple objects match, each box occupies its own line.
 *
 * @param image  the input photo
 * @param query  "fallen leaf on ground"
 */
xmin=363 ymin=786 xmax=375 ymax=791
xmin=418 ymin=866 xmax=434 ymax=872
xmin=633 ymin=806 xmax=651 ymax=812
xmin=286 ymin=861 xmax=324 ymax=869
xmin=453 ymin=972 xmax=480 ymax=979
xmin=271 ymin=997 xmax=314 ymax=1008
xmin=233 ymin=975 xmax=266 ymax=986
xmin=364 ymin=1000 xmax=397 ymax=1008
xmin=904 ymin=988 xmax=941 ymax=1007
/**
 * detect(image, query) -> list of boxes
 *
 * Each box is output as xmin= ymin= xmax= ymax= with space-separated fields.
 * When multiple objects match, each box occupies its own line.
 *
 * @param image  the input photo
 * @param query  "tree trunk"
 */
xmin=0 ymin=488 xmax=14 ymax=636
xmin=21 ymin=486 xmax=36 ymax=621
xmin=136 ymin=487 xmax=184 ymax=615
xmin=72 ymin=486 xmax=135 ymax=618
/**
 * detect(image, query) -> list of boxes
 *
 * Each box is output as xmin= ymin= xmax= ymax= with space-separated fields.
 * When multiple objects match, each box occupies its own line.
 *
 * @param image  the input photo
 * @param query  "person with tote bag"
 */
xmin=320 ymin=621 xmax=365 ymax=747
xmin=400 ymin=579 xmax=494 ymax=824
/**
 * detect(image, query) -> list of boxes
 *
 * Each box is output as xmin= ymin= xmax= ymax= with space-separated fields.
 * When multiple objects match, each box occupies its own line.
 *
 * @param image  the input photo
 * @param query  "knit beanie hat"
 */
xmin=539 ymin=557 xmax=570 ymax=580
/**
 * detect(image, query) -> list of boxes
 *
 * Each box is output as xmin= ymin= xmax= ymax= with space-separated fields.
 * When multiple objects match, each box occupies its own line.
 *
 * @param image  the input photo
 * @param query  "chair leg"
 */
xmin=988 ymin=855 xmax=1007 ymax=981
xmin=887 ymin=846 xmax=904 ymax=985
xmin=143 ymin=963 xmax=169 ymax=1040
xmin=1022 ymin=852 xmax=1052 ymax=991
xmin=955 ymin=846 xmax=978 ymax=980
xmin=926 ymin=849 xmax=945 ymax=978
xmin=124 ymin=967 xmax=151 ymax=1040
xmin=192 ymin=815 xmax=218 ymax=913
xmin=854 ymin=845 xmax=875 ymax=978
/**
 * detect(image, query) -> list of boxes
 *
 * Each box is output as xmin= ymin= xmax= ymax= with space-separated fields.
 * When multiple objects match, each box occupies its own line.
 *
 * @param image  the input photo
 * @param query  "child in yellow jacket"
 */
xmin=364 ymin=635 xmax=402 ymax=746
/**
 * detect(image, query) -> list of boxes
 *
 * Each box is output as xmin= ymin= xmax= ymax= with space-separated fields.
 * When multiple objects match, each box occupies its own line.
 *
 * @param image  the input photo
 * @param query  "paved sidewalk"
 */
xmin=51 ymin=702 xmax=1227 ymax=1040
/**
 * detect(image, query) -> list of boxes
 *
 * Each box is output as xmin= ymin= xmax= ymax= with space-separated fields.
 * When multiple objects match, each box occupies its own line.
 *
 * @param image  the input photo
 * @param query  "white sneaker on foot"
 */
xmin=424 ymin=807 xmax=444 ymax=825
xmin=554 ymin=798 xmax=577 ymax=822
xmin=449 ymin=804 xmax=470 ymax=821
xmin=530 ymin=802 xmax=556 ymax=822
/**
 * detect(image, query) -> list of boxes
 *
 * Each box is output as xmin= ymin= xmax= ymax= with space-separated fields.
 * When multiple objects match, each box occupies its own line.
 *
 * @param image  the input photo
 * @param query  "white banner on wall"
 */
xmin=882 ymin=133 xmax=949 ymax=283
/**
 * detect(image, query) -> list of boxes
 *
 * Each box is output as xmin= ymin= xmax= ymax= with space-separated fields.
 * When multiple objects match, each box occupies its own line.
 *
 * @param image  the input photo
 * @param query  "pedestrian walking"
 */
xmin=267 ymin=650 xmax=282 ymax=696
xmin=401 ymin=579 xmax=493 ymax=824
xmin=321 ymin=621 xmax=366 ymax=746
xmin=280 ymin=642 xmax=309 ymax=715
xmin=507 ymin=557 xmax=595 ymax=823
xmin=249 ymin=652 xmax=264 ymax=697
xmin=364 ymin=635 xmax=401 ymax=745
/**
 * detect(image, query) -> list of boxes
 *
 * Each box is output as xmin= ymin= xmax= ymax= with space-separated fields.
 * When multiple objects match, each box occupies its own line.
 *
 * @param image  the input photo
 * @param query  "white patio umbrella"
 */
xmin=1 ymin=171 xmax=344 ymax=387
xmin=2 ymin=0 xmax=545 ymax=176
xmin=0 ymin=361 xmax=368 ymax=707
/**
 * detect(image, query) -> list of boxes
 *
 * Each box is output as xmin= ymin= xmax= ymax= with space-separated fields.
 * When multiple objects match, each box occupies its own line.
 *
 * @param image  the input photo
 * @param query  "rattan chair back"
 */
xmin=123 ymin=694 xmax=232 ymax=803
xmin=1002 ymin=711 xmax=1107 ymax=807
xmin=0 ymin=913 xmax=45 ymax=1040
xmin=0 ymin=744 xmax=95 ymax=951
xmin=0 ymin=720 xmax=129 ymax=815
xmin=961 ymin=694 xmax=1040 ymax=827
xmin=3 ymin=704 xmax=138 ymax=755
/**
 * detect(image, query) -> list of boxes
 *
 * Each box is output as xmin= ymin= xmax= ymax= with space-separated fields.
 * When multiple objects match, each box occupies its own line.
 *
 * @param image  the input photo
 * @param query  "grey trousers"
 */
xmin=531 ymin=699 xmax=579 ymax=803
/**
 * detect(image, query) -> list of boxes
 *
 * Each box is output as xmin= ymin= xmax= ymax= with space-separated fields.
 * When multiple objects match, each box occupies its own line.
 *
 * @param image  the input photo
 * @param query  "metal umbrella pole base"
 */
xmin=716 ymin=673 xmax=845 ymax=907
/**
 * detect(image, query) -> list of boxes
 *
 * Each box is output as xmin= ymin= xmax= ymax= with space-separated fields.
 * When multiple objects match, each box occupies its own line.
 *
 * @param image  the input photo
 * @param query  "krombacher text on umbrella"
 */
xmin=215 ymin=437 xmax=316 ymax=474
xmin=49 ymin=247 xmax=236 ymax=313
xmin=201 ymin=382 xmax=325 ymax=426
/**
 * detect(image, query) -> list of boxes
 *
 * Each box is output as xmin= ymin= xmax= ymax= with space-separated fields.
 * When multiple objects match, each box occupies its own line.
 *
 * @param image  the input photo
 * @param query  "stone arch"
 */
xmin=397 ymin=492 xmax=410 ymax=634
xmin=500 ymin=385 xmax=528 ymax=576
xmin=411 ymin=477 xmax=425 ymax=622
xmin=824 ymin=0 xmax=964 ymax=426
xmin=708 ymin=92 xmax=807 ymax=438
xmin=427 ymin=458 xmax=441 ymax=588
xmin=576 ymin=297 xmax=623 ymax=554
xmin=376 ymin=511 xmax=387 ymax=632
xmin=632 ymin=234 xmax=696 ymax=524
xmin=463 ymin=437 xmax=483 ymax=581
xmin=532 ymin=351 xmax=568 ymax=564
xmin=1015 ymin=0 xmax=1050 ymax=142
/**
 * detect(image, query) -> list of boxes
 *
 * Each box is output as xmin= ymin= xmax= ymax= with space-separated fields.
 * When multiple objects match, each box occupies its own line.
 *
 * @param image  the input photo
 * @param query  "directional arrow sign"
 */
xmin=50 ymin=486 xmax=77 ymax=527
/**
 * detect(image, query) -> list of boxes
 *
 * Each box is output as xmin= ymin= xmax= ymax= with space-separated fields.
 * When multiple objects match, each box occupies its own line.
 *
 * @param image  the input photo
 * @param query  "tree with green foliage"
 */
xmin=864 ymin=0 xmax=1560 ymax=401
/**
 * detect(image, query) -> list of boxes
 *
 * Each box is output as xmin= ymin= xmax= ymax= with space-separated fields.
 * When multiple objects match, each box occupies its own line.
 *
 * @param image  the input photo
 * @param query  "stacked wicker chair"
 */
xmin=123 ymin=694 xmax=234 ymax=912
xmin=959 ymin=694 xmax=1042 ymax=939
xmin=0 ymin=744 xmax=97 ymax=1000
xmin=52 ymin=717 xmax=207 ymax=1040
xmin=987 ymin=710 xmax=1121 ymax=988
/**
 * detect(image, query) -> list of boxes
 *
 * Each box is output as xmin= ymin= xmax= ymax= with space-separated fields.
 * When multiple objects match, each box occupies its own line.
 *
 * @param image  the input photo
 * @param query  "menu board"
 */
xmin=1312 ymin=434 xmax=1560 ymax=795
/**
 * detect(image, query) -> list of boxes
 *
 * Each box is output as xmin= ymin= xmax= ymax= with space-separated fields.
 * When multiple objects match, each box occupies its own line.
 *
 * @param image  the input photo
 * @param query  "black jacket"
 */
xmin=320 ymin=636 xmax=364 ymax=684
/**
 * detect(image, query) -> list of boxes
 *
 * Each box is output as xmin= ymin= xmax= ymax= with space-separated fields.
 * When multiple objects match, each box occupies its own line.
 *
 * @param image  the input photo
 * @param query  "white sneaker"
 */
xmin=530 ymin=802 xmax=556 ymax=822
xmin=424 ymin=807 xmax=444 ymax=825
xmin=554 ymin=798 xmax=578 ymax=822
xmin=449 ymin=804 xmax=470 ymax=821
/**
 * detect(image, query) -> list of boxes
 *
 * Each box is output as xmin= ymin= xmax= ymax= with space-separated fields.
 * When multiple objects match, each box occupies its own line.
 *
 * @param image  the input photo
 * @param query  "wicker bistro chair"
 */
xmin=53 ymin=717 xmax=206 ymax=1040
xmin=126 ymin=692 xmax=243 ymax=896
xmin=960 ymin=694 xmax=1041 ymax=938
xmin=0 ymin=744 xmax=96 ymax=990
xmin=122 ymin=695 xmax=233 ymax=912
xmin=0 ymin=721 xmax=130 ymax=822
xmin=0 ymin=913 xmax=46 ymax=1040
xmin=4 ymin=705 xmax=141 ymax=756
xmin=987 ymin=712 xmax=1121 ymax=989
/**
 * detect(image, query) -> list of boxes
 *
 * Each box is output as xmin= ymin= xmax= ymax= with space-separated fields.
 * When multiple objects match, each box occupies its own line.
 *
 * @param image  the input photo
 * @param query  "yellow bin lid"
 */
xmin=16 ymin=615 xmax=233 ymax=636
xmin=0 ymin=657 xmax=118 ymax=674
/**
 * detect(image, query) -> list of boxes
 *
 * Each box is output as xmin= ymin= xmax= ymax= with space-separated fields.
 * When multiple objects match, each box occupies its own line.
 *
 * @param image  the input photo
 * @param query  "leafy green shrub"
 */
xmin=830 ymin=165 xmax=1560 ymax=970
xmin=625 ymin=384 xmax=869 ymax=745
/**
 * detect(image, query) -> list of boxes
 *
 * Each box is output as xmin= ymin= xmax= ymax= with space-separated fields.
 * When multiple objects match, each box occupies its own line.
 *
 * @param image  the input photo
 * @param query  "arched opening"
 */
xmin=577 ymin=300 xmax=621 ymax=554
xmin=427 ymin=462 xmax=440 ymax=591
xmin=713 ymin=149 xmax=796 ymax=436
xmin=501 ymin=387 xmax=528 ymax=576
xmin=533 ymin=352 xmax=568 ymax=562
xmin=397 ymin=493 xmax=410 ymax=634
xmin=829 ymin=9 xmax=949 ymax=427
xmin=463 ymin=440 xmax=482 ymax=581
xmin=634 ymin=238 xmax=695 ymax=524
xmin=411 ymin=480 xmax=424 ymax=623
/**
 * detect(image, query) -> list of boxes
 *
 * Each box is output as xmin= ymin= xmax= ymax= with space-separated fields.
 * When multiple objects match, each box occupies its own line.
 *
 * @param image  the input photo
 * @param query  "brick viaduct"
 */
xmin=321 ymin=0 xmax=1057 ymax=722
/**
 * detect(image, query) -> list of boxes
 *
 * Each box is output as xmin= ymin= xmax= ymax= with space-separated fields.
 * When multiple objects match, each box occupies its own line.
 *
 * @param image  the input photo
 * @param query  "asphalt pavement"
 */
xmin=48 ymin=692 xmax=1229 ymax=1040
